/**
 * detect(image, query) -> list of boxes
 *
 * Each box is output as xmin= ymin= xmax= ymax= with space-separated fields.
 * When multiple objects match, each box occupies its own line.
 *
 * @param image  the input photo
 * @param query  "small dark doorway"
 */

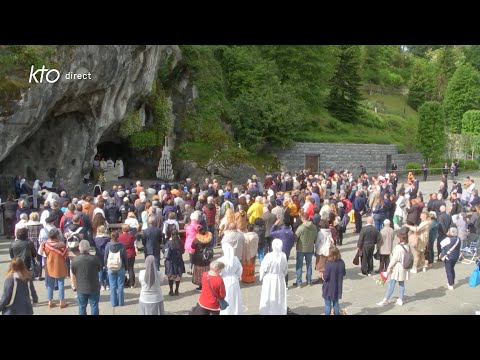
xmin=386 ymin=155 xmax=392 ymax=172
xmin=305 ymin=154 xmax=319 ymax=173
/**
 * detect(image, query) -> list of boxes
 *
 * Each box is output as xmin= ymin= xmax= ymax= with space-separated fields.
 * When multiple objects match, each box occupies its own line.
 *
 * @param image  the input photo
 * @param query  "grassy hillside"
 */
xmin=293 ymin=92 xmax=418 ymax=153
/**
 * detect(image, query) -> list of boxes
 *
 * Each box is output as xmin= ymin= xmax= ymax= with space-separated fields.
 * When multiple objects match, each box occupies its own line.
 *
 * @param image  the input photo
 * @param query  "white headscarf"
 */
xmin=221 ymin=242 xmax=235 ymax=268
xmin=272 ymin=238 xmax=283 ymax=260
xmin=20 ymin=179 xmax=26 ymax=187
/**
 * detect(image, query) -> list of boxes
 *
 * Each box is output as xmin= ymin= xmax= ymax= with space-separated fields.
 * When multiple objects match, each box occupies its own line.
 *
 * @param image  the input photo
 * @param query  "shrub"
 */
xmin=406 ymin=162 xmax=422 ymax=176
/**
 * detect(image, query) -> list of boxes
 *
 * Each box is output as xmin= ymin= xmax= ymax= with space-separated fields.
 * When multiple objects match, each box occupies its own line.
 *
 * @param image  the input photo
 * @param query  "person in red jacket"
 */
xmin=192 ymin=261 xmax=226 ymax=315
xmin=203 ymin=196 xmax=217 ymax=246
xmin=118 ymin=224 xmax=137 ymax=288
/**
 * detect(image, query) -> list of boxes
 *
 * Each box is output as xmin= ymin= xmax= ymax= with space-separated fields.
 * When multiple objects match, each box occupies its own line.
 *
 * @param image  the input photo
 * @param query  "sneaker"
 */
xmin=396 ymin=299 xmax=403 ymax=306
xmin=447 ymin=284 xmax=454 ymax=290
xmin=376 ymin=299 xmax=388 ymax=306
xmin=195 ymin=287 xmax=202 ymax=292
xmin=101 ymin=286 xmax=106 ymax=291
xmin=106 ymin=286 xmax=110 ymax=290
xmin=367 ymin=273 xmax=372 ymax=277
xmin=307 ymin=283 xmax=312 ymax=287
xmin=423 ymin=267 xmax=427 ymax=272
xmin=410 ymin=268 xmax=417 ymax=273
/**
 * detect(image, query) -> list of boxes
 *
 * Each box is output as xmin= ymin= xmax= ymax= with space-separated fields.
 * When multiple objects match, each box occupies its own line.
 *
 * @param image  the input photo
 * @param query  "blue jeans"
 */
xmin=46 ymin=276 xmax=65 ymax=301
xmin=385 ymin=279 xmax=405 ymax=300
xmin=296 ymin=252 xmax=313 ymax=285
xmin=98 ymin=269 xmax=109 ymax=288
xmin=257 ymin=243 xmax=269 ymax=263
xmin=108 ymin=269 xmax=126 ymax=307
xmin=77 ymin=291 xmax=100 ymax=315
xmin=374 ymin=219 xmax=383 ymax=232
xmin=324 ymin=298 xmax=340 ymax=315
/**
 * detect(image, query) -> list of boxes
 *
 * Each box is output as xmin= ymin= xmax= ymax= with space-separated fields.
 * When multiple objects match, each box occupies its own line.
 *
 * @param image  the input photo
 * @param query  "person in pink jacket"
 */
xmin=185 ymin=211 xmax=200 ymax=274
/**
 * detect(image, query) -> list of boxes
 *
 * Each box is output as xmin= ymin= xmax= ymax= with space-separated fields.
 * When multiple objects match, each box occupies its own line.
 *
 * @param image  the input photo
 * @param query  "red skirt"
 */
xmin=241 ymin=257 xmax=256 ymax=283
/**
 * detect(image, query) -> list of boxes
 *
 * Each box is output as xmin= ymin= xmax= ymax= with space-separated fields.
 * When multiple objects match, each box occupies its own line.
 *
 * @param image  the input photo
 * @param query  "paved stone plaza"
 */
xmin=0 ymin=174 xmax=479 ymax=315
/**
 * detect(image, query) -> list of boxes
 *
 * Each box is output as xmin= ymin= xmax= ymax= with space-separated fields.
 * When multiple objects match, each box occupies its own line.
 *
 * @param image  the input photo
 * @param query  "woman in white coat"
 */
xmin=377 ymin=226 xmax=410 ymax=306
xmin=259 ymin=238 xmax=288 ymax=315
xmin=218 ymin=242 xmax=243 ymax=315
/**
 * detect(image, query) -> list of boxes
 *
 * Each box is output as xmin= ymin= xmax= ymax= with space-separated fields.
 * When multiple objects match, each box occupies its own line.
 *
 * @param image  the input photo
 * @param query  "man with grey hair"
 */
xmin=377 ymin=219 xmax=394 ymax=273
xmin=71 ymin=240 xmax=102 ymax=315
xmin=142 ymin=216 xmax=162 ymax=270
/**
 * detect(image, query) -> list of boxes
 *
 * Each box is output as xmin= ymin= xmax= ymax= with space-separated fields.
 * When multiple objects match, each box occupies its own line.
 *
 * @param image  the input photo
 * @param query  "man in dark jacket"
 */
xmin=142 ymin=218 xmax=162 ymax=270
xmin=357 ymin=217 xmax=382 ymax=276
xmin=449 ymin=192 xmax=462 ymax=216
xmin=437 ymin=205 xmax=452 ymax=262
xmin=105 ymin=198 xmax=120 ymax=224
xmin=9 ymin=227 xmax=37 ymax=272
xmin=353 ymin=191 xmax=366 ymax=233
xmin=71 ymin=240 xmax=102 ymax=315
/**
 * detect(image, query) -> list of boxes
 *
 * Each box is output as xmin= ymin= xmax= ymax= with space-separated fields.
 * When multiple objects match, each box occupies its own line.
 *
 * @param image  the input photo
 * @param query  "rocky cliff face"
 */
xmin=0 ymin=45 xmax=181 ymax=193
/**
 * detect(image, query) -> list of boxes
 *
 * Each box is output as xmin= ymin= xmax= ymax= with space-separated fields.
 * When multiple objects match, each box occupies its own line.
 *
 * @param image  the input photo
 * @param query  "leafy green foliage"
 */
xmin=406 ymin=162 xmax=422 ymax=176
xmin=462 ymin=110 xmax=480 ymax=134
xmin=119 ymin=110 xmax=142 ymax=138
xmin=407 ymin=58 xmax=435 ymax=110
xmin=327 ymin=45 xmax=363 ymax=123
xmin=443 ymin=63 xmax=480 ymax=133
xmin=130 ymin=130 xmax=161 ymax=150
xmin=416 ymin=101 xmax=446 ymax=162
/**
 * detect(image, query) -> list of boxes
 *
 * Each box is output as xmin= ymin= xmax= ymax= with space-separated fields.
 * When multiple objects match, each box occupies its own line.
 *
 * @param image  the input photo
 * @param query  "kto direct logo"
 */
xmin=29 ymin=65 xmax=60 ymax=83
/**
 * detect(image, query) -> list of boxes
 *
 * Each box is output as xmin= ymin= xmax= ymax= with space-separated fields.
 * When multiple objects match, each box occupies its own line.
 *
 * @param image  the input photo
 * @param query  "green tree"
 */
xmin=231 ymin=82 xmax=305 ymax=152
xmin=462 ymin=110 xmax=480 ymax=158
xmin=443 ymin=63 xmax=480 ymax=133
xmin=407 ymin=58 xmax=435 ymax=110
xmin=327 ymin=45 xmax=362 ymax=123
xmin=259 ymin=45 xmax=337 ymax=111
xmin=464 ymin=45 xmax=480 ymax=71
xmin=432 ymin=45 xmax=461 ymax=101
xmin=416 ymin=101 xmax=446 ymax=162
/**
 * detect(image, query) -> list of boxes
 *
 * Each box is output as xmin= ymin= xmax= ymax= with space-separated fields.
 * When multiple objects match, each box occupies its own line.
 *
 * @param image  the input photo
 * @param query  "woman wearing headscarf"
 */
xmin=138 ymin=255 xmax=165 ymax=315
xmin=241 ymin=224 xmax=259 ymax=283
xmin=0 ymin=258 xmax=38 ymax=315
xmin=259 ymin=238 xmax=288 ymax=315
xmin=217 ymin=242 xmax=243 ymax=315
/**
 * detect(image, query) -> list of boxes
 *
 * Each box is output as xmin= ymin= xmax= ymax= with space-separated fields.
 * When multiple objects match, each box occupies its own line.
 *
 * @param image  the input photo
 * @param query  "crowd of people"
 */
xmin=0 ymin=163 xmax=478 ymax=315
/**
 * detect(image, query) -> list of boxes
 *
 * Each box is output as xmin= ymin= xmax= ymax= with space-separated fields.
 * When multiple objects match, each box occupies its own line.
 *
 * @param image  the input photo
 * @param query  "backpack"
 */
xmin=107 ymin=250 xmax=122 ymax=271
xmin=201 ymin=246 xmax=214 ymax=262
xmin=65 ymin=226 xmax=83 ymax=251
xmin=399 ymin=244 xmax=414 ymax=270
xmin=165 ymin=223 xmax=177 ymax=240
xmin=62 ymin=216 xmax=74 ymax=232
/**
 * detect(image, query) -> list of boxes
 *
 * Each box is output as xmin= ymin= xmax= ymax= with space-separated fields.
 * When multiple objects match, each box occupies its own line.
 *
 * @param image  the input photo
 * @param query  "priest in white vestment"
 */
xmin=115 ymin=159 xmax=125 ymax=177
xmin=218 ymin=242 xmax=243 ymax=315
xmin=259 ymin=238 xmax=288 ymax=315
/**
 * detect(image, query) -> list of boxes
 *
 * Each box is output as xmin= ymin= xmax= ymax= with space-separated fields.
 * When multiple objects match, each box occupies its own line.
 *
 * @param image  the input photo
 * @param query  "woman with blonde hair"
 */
xmin=235 ymin=205 xmax=248 ymax=233
xmin=0 ymin=258 xmax=38 ymax=315
xmin=219 ymin=206 xmax=235 ymax=238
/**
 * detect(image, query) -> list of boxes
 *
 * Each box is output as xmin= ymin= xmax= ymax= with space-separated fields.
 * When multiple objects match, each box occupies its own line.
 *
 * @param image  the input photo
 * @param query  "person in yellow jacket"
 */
xmin=247 ymin=196 xmax=264 ymax=224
